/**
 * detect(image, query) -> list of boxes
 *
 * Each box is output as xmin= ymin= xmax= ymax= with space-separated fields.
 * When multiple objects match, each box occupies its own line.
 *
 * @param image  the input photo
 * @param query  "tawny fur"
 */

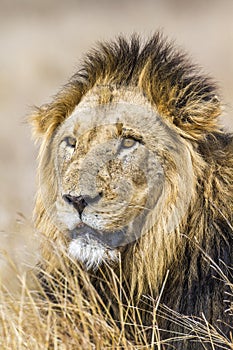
xmin=31 ymin=33 xmax=233 ymax=349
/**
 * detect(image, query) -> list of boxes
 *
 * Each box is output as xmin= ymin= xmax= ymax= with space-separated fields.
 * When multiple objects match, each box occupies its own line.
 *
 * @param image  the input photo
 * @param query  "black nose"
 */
xmin=63 ymin=194 xmax=88 ymax=216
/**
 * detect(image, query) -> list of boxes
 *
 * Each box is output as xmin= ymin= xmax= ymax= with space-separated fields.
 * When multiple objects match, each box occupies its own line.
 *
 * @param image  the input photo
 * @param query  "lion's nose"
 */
xmin=63 ymin=194 xmax=88 ymax=216
xmin=63 ymin=193 xmax=102 ymax=216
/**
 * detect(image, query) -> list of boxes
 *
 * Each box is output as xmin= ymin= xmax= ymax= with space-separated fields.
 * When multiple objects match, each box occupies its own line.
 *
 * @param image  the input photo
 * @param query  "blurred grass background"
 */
xmin=0 ymin=0 xmax=233 ymax=269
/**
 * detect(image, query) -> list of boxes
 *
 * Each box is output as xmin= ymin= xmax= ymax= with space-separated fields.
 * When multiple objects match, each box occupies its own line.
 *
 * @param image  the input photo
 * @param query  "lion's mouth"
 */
xmin=69 ymin=223 xmax=127 ymax=249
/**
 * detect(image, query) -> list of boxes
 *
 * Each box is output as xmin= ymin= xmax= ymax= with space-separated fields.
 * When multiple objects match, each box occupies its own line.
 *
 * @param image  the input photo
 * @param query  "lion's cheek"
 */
xmin=81 ymin=195 xmax=147 ymax=232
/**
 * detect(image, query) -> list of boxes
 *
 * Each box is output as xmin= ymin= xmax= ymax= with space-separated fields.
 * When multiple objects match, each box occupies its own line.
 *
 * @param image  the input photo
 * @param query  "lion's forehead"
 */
xmin=61 ymin=91 xmax=159 ymax=138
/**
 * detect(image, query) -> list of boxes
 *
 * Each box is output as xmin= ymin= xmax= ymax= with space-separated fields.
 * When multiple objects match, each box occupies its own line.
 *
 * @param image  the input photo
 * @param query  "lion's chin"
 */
xmin=68 ymin=235 xmax=118 ymax=271
xmin=68 ymin=222 xmax=129 ymax=248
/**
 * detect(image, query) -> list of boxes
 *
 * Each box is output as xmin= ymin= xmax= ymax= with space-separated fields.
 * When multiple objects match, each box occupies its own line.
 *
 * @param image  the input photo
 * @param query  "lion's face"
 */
xmin=42 ymin=88 xmax=193 ymax=270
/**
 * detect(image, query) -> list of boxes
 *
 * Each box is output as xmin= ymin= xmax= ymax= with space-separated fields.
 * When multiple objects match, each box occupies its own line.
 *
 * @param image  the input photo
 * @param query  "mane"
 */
xmin=31 ymin=32 xmax=221 ymax=141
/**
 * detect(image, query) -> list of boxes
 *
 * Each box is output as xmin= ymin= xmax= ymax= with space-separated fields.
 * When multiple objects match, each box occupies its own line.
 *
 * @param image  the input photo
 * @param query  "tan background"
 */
xmin=0 ymin=0 xmax=233 ymax=254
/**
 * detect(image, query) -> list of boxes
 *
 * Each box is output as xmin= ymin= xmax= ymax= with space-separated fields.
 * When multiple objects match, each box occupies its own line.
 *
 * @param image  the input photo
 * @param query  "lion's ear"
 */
xmin=171 ymin=94 xmax=222 ymax=139
xmin=146 ymin=71 xmax=222 ymax=139
xmin=29 ymin=86 xmax=83 ymax=143
xmin=29 ymin=104 xmax=66 ymax=143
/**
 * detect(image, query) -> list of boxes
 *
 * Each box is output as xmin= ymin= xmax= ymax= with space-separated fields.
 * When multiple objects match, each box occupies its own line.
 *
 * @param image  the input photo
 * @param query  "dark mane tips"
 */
xmin=69 ymin=33 xmax=221 ymax=138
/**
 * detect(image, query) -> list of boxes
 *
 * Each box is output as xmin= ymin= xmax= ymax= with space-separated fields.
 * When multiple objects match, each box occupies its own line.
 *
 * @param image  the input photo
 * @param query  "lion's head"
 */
xmin=31 ymin=33 xmax=225 ymax=294
xmin=43 ymin=86 xmax=196 ymax=271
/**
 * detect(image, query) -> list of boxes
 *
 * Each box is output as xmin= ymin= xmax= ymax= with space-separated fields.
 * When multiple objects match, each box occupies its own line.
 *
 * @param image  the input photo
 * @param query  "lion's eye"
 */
xmin=121 ymin=138 xmax=137 ymax=149
xmin=64 ymin=137 xmax=76 ymax=148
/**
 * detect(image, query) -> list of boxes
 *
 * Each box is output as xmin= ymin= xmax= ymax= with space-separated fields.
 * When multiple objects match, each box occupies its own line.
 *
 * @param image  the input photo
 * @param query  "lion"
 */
xmin=30 ymin=33 xmax=233 ymax=349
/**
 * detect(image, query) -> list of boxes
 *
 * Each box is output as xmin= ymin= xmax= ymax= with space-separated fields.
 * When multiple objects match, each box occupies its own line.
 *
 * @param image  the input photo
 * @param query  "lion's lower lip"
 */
xmin=69 ymin=223 xmax=127 ymax=249
xmin=70 ymin=225 xmax=99 ymax=241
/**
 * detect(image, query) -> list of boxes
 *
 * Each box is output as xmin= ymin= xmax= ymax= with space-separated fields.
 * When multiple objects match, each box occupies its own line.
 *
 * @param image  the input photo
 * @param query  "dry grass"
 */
xmin=1 ymin=0 xmax=233 ymax=231
xmin=0 ymin=239 xmax=232 ymax=350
